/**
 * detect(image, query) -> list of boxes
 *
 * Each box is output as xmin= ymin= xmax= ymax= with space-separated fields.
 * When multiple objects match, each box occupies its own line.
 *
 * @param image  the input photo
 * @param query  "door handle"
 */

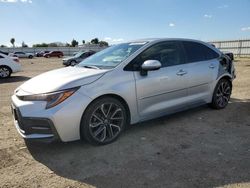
xmin=209 ymin=64 xmax=215 ymax=69
xmin=176 ymin=69 xmax=187 ymax=76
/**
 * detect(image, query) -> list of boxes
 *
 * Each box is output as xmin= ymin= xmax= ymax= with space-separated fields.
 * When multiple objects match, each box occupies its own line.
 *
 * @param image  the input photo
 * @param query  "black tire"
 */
xmin=0 ymin=66 xmax=12 ymax=78
xmin=70 ymin=60 xmax=77 ymax=66
xmin=81 ymin=97 xmax=127 ymax=145
xmin=210 ymin=78 xmax=232 ymax=109
xmin=28 ymin=55 xmax=33 ymax=59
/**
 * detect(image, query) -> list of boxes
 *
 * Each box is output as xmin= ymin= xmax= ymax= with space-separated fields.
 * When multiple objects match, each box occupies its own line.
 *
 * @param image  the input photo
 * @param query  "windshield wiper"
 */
xmin=83 ymin=65 xmax=101 ymax=69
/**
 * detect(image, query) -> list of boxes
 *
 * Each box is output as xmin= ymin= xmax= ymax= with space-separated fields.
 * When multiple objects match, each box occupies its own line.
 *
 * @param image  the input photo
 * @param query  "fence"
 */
xmin=1 ymin=39 xmax=250 ymax=57
xmin=210 ymin=39 xmax=250 ymax=57
xmin=0 ymin=45 xmax=106 ymax=56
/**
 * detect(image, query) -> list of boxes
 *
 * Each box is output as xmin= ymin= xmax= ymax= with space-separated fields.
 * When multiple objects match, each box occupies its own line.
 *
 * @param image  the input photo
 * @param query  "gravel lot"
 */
xmin=0 ymin=57 xmax=249 ymax=188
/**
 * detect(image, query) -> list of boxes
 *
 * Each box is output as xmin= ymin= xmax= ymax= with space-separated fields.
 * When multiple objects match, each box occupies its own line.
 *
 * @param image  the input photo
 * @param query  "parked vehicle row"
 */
xmin=0 ymin=50 xmax=65 ymax=59
xmin=0 ymin=53 xmax=21 ymax=78
xmin=11 ymin=38 xmax=235 ymax=145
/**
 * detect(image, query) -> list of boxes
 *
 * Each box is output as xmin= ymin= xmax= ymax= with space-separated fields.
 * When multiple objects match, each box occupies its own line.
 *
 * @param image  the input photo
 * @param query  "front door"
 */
xmin=130 ymin=41 xmax=189 ymax=119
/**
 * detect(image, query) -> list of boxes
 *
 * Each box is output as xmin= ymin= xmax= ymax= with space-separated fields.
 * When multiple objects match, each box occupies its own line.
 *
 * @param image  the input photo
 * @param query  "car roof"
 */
xmin=128 ymin=38 xmax=209 ymax=43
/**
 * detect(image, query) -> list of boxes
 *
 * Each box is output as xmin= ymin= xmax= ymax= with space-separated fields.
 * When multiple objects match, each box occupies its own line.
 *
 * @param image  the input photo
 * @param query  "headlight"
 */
xmin=17 ymin=87 xmax=80 ymax=109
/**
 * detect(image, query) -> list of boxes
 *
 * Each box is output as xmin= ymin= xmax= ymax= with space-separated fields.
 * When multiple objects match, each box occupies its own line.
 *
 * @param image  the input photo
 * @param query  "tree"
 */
xmin=10 ymin=38 xmax=15 ymax=47
xmin=82 ymin=40 xmax=85 ymax=44
xmin=91 ymin=38 xmax=99 ymax=44
xmin=0 ymin=45 xmax=7 ymax=48
xmin=65 ymin=43 xmax=70 ymax=47
xmin=22 ymin=41 xmax=28 ymax=48
xmin=99 ymin=41 xmax=109 ymax=47
xmin=48 ymin=43 xmax=58 ymax=47
xmin=33 ymin=43 xmax=49 ymax=47
xmin=71 ymin=39 xmax=78 ymax=47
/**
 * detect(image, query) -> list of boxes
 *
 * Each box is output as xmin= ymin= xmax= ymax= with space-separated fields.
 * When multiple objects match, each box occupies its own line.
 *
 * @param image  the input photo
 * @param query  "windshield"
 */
xmin=74 ymin=51 xmax=85 ymax=57
xmin=77 ymin=42 xmax=147 ymax=69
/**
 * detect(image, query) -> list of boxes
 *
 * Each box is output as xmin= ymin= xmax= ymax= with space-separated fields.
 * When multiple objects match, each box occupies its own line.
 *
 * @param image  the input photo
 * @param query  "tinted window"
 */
xmin=182 ymin=41 xmax=219 ymax=63
xmin=0 ymin=55 xmax=4 ymax=58
xmin=125 ymin=41 xmax=185 ymax=70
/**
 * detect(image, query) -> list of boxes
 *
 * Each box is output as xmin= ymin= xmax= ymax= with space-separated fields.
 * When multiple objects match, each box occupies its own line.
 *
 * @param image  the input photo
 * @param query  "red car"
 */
xmin=43 ymin=51 xmax=63 ymax=58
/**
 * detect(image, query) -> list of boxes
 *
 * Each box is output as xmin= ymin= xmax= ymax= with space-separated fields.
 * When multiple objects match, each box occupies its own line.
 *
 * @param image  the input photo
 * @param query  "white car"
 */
xmin=10 ymin=52 xmax=34 ymax=59
xmin=0 ymin=53 xmax=21 ymax=78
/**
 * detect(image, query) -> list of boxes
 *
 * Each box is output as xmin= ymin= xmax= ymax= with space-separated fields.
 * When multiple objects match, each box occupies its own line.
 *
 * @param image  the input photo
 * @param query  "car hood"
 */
xmin=17 ymin=67 xmax=109 ymax=95
xmin=63 ymin=57 xmax=74 ymax=61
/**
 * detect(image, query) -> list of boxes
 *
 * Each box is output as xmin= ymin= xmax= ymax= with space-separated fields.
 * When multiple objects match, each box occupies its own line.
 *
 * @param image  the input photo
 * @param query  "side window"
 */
xmin=0 ymin=55 xmax=4 ymax=58
xmin=81 ymin=53 xmax=89 ymax=58
xmin=182 ymin=41 xmax=219 ymax=63
xmin=125 ymin=41 xmax=185 ymax=70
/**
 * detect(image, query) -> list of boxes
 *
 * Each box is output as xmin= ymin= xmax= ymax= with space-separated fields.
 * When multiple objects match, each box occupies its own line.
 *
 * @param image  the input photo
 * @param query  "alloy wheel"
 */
xmin=0 ymin=67 xmax=10 ymax=78
xmin=89 ymin=103 xmax=124 ymax=143
xmin=216 ymin=81 xmax=231 ymax=108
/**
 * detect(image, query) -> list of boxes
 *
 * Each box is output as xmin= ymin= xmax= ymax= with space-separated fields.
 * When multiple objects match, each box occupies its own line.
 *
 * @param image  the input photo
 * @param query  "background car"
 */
xmin=0 ymin=50 xmax=9 ymax=55
xmin=10 ymin=52 xmax=34 ymax=59
xmin=11 ymin=38 xmax=235 ymax=145
xmin=0 ymin=53 xmax=21 ymax=78
xmin=35 ymin=50 xmax=50 ymax=57
xmin=62 ymin=50 xmax=96 ymax=66
xmin=43 ymin=51 xmax=63 ymax=58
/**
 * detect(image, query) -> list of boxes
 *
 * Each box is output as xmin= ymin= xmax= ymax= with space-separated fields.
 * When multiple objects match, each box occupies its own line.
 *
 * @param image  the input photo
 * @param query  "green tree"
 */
xmin=99 ymin=41 xmax=109 ymax=47
xmin=33 ymin=43 xmax=49 ymax=47
xmin=0 ymin=45 xmax=7 ymax=48
xmin=48 ymin=43 xmax=58 ymax=47
xmin=91 ymin=38 xmax=99 ymax=44
xmin=71 ymin=39 xmax=78 ymax=47
xmin=10 ymin=38 xmax=15 ymax=47
xmin=82 ymin=40 xmax=85 ymax=44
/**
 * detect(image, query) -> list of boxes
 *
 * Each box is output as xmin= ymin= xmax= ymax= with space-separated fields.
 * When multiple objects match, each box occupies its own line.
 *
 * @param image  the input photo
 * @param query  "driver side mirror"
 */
xmin=140 ymin=60 xmax=161 ymax=76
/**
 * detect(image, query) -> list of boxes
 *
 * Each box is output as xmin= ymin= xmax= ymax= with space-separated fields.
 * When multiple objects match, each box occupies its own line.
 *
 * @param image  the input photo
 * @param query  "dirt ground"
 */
xmin=0 ymin=57 xmax=249 ymax=188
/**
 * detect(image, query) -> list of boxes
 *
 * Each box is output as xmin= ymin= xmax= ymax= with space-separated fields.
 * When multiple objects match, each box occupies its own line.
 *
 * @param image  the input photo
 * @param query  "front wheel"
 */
xmin=81 ymin=97 xmax=127 ymax=145
xmin=70 ymin=60 xmax=77 ymax=66
xmin=210 ymin=78 xmax=232 ymax=109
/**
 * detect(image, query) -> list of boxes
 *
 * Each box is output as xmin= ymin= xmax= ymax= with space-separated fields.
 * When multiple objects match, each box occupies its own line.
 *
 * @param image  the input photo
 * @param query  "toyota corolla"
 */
xmin=11 ymin=38 xmax=235 ymax=145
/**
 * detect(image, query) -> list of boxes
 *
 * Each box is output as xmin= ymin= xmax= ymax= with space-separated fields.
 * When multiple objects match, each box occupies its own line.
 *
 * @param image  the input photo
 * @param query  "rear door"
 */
xmin=181 ymin=41 xmax=220 ymax=104
xmin=130 ymin=41 xmax=189 ymax=119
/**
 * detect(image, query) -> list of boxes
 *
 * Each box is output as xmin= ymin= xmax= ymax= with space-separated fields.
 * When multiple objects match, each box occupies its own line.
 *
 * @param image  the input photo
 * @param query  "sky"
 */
xmin=0 ymin=0 xmax=250 ymax=46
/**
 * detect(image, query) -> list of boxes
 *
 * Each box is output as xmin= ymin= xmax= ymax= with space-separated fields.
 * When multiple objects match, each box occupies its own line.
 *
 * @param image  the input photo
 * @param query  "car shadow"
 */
xmin=0 ymin=76 xmax=30 ymax=84
xmin=26 ymin=98 xmax=250 ymax=188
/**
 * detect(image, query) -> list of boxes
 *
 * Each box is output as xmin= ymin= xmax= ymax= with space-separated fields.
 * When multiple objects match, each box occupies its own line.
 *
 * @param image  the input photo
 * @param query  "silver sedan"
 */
xmin=11 ymin=38 xmax=235 ymax=145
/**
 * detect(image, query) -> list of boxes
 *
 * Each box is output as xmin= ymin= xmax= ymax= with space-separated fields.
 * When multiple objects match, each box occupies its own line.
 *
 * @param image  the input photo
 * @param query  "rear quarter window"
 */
xmin=182 ymin=41 xmax=219 ymax=63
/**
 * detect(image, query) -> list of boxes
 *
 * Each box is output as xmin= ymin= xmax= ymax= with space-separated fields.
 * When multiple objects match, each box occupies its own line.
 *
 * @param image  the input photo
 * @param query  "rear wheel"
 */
xmin=0 ymin=66 xmax=11 ymax=78
xmin=210 ymin=78 xmax=232 ymax=109
xmin=28 ymin=55 xmax=33 ymax=59
xmin=81 ymin=97 xmax=127 ymax=145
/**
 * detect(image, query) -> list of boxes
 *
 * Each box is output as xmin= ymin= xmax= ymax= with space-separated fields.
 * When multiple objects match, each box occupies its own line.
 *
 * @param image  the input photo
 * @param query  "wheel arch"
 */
xmin=0 ymin=65 xmax=13 ymax=73
xmin=79 ymin=93 xmax=131 ymax=139
xmin=217 ymin=74 xmax=233 ymax=87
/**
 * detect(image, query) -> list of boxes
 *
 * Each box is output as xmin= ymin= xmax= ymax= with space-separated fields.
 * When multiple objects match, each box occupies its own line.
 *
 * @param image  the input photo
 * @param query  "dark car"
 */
xmin=0 ymin=50 xmax=8 ymax=55
xmin=43 ymin=51 xmax=63 ymax=58
xmin=62 ymin=50 xmax=96 ymax=66
xmin=36 ymin=50 xmax=50 ymax=57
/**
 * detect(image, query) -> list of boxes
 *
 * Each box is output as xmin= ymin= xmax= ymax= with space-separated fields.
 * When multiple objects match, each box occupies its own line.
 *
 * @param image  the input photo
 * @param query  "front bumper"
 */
xmin=11 ymin=104 xmax=60 ymax=141
xmin=11 ymin=90 xmax=92 ymax=142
